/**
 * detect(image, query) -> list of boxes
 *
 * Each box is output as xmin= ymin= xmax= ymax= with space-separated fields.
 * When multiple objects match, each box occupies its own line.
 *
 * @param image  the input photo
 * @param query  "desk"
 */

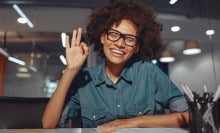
xmin=0 ymin=128 xmax=189 ymax=133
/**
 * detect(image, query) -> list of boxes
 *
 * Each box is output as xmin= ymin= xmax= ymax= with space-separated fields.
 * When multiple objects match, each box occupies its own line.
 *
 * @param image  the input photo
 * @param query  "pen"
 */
xmin=212 ymin=86 xmax=220 ymax=102
xmin=181 ymin=83 xmax=194 ymax=102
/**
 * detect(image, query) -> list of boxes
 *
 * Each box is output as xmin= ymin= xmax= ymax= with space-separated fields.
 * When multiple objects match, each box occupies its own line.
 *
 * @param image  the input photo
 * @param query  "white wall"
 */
xmin=169 ymin=41 xmax=220 ymax=94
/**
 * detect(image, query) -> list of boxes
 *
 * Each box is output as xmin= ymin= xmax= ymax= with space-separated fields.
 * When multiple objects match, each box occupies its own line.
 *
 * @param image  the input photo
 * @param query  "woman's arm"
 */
xmin=42 ymin=68 xmax=80 ymax=128
xmin=97 ymin=111 xmax=189 ymax=128
xmin=42 ymin=28 xmax=89 ymax=128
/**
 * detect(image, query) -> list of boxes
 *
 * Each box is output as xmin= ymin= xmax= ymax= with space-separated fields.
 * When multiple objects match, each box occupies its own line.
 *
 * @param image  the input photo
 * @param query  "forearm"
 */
xmin=137 ymin=112 xmax=189 ymax=128
xmin=98 ymin=112 xmax=189 ymax=128
xmin=42 ymin=68 xmax=79 ymax=128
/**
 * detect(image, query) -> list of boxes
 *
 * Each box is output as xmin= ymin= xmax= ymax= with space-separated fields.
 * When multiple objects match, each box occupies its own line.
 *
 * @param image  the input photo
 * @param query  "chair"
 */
xmin=0 ymin=96 xmax=49 ymax=129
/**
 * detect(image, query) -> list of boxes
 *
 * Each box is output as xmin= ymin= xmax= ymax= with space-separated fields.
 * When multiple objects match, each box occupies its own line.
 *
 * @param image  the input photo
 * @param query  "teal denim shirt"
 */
xmin=60 ymin=61 xmax=188 ymax=128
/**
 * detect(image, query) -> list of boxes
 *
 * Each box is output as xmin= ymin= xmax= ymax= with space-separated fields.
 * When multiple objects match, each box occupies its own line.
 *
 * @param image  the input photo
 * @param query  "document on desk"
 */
xmin=93 ymin=128 xmax=188 ymax=133
xmin=0 ymin=128 xmax=189 ymax=133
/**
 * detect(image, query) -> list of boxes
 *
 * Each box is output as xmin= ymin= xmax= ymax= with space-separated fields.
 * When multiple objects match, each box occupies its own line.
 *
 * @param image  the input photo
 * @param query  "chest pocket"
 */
xmin=81 ymin=108 xmax=107 ymax=127
xmin=126 ymin=102 xmax=152 ymax=117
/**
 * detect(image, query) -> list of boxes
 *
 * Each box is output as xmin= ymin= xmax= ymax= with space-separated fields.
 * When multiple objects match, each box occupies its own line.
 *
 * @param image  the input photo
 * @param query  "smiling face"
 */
xmin=101 ymin=19 xmax=139 ymax=67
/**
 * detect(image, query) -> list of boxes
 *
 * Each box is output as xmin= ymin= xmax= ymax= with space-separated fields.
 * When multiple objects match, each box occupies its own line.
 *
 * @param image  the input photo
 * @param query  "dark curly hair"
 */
xmin=86 ymin=0 xmax=162 ymax=62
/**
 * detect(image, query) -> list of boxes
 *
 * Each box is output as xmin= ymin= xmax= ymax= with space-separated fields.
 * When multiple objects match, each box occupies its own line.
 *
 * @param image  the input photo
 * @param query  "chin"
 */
xmin=107 ymin=58 xmax=128 ymax=65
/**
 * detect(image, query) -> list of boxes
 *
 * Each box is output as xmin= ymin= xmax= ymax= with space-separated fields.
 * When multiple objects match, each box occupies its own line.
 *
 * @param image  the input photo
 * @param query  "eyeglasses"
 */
xmin=105 ymin=29 xmax=138 ymax=47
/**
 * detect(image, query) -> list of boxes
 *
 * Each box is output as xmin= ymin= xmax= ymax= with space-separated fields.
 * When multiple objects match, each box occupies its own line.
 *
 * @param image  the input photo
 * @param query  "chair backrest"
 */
xmin=0 ymin=96 xmax=49 ymax=129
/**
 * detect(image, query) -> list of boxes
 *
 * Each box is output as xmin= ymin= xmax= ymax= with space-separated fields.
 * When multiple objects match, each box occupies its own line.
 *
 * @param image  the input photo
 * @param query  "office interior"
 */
xmin=0 ymin=0 xmax=220 ymax=98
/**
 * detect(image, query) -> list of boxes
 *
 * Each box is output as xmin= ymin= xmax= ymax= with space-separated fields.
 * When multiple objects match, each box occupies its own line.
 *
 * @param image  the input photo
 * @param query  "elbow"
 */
xmin=177 ymin=111 xmax=190 ymax=127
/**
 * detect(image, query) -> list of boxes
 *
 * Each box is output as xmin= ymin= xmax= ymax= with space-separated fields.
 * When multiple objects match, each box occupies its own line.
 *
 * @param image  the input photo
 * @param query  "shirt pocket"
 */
xmin=81 ymin=108 xmax=107 ymax=127
xmin=126 ymin=102 xmax=152 ymax=117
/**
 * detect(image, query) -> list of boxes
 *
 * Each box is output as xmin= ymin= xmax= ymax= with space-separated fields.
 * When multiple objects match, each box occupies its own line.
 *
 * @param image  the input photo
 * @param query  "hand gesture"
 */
xmin=65 ymin=28 xmax=89 ymax=70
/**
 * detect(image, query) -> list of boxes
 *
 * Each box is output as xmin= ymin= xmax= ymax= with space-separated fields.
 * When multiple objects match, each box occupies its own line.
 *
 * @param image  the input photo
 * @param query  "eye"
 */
xmin=109 ymin=32 xmax=119 ymax=39
xmin=125 ymin=36 xmax=136 ymax=43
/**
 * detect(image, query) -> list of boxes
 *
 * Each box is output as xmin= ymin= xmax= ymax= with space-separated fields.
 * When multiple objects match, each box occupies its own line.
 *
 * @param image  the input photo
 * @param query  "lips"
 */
xmin=110 ymin=48 xmax=125 ymax=55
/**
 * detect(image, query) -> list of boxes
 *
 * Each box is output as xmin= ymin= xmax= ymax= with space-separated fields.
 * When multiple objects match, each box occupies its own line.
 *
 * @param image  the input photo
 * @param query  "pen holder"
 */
xmin=188 ymin=101 xmax=218 ymax=133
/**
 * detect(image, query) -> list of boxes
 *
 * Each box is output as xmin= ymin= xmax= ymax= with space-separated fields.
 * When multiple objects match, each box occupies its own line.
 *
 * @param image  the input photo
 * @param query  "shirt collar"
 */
xmin=94 ymin=62 xmax=133 ymax=86
xmin=94 ymin=63 xmax=106 ymax=86
xmin=120 ymin=62 xmax=133 ymax=84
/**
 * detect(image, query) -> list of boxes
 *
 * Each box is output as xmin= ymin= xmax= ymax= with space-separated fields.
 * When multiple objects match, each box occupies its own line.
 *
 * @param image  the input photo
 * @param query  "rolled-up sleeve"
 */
xmin=169 ymin=98 xmax=188 ymax=112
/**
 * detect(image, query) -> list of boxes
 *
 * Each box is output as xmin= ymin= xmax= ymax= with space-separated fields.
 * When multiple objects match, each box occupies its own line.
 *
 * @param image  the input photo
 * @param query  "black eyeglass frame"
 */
xmin=105 ymin=29 xmax=139 ymax=47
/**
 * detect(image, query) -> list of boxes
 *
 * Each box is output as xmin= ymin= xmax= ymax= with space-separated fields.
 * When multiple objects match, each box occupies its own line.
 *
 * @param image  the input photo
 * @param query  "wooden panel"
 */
xmin=0 ymin=54 xmax=7 ymax=96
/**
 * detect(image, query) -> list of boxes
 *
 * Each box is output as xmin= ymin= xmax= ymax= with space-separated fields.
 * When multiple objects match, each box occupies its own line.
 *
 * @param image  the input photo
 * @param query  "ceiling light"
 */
xmin=36 ymin=53 xmax=42 ymax=58
xmin=171 ymin=26 xmax=180 ymax=32
xmin=206 ymin=29 xmax=215 ymax=36
xmin=1 ymin=48 xmax=27 ymax=66
xmin=159 ymin=50 xmax=175 ymax=63
xmin=0 ymin=47 xmax=9 ymax=57
xmin=29 ymin=65 xmax=38 ymax=72
xmin=169 ymin=0 xmax=178 ymax=5
xmin=151 ymin=60 xmax=157 ymax=64
xmin=61 ymin=32 xmax=66 ymax=47
xmin=16 ymin=73 xmax=31 ymax=78
xmin=12 ymin=4 xmax=34 ymax=28
xmin=183 ymin=40 xmax=201 ymax=55
xmin=8 ymin=56 xmax=26 ymax=66
xmin=160 ymin=57 xmax=175 ymax=63
xmin=18 ymin=67 xmax=29 ymax=72
xmin=59 ymin=55 xmax=67 ymax=65
xmin=17 ymin=17 xmax=27 ymax=24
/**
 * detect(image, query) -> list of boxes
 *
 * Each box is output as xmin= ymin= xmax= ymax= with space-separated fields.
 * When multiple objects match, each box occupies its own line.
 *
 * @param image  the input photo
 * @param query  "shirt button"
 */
xmin=93 ymin=115 xmax=96 ymax=119
xmin=139 ymin=112 xmax=142 ymax=115
xmin=117 ymin=105 xmax=120 ymax=108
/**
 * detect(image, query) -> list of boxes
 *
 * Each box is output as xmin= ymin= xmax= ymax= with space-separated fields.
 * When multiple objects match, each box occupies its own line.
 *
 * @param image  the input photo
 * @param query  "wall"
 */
xmin=169 ymin=41 xmax=220 ymax=94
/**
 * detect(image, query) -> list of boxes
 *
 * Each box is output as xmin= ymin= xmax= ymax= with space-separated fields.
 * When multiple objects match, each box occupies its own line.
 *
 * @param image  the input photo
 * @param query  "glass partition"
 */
xmin=0 ymin=2 xmax=219 ymax=97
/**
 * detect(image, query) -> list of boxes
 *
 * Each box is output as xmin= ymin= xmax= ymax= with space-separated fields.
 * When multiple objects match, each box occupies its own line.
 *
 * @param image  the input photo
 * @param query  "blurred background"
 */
xmin=0 ymin=0 xmax=219 ymax=97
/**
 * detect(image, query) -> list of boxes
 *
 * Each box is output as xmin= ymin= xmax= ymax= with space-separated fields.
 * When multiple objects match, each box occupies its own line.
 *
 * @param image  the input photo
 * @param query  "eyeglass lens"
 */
xmin=106 ymin=29 xmax=137 ymax=46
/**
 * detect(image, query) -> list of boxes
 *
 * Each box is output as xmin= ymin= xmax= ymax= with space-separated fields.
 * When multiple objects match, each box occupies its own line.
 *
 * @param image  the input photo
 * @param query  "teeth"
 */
xmin=111 ymin=49 xmax=124 ymax=55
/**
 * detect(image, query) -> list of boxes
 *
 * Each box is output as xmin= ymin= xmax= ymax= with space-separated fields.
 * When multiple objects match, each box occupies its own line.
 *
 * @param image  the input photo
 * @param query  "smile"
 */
xmin=110 ymin=49 xmax=125 ymax=55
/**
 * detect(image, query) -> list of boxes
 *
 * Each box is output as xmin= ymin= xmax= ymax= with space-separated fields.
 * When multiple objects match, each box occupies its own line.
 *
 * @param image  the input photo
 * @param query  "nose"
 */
xmin=115 ymin=37 xmax=126 ymax=48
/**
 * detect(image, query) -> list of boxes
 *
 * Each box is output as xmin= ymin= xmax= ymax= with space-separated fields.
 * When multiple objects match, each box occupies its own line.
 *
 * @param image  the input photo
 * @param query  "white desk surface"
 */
xmin=0 ymin=128 xmax=189 ymax=133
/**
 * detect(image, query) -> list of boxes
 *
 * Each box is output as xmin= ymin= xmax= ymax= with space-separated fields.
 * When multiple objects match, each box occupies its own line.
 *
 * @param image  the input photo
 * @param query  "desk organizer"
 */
xmin=181 ymin=84 xmax=220 ymax=133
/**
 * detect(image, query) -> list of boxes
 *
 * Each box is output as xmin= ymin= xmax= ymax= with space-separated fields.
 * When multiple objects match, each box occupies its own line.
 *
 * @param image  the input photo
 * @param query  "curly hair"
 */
xmin=86 ymin=0 xmax=162 ymax=62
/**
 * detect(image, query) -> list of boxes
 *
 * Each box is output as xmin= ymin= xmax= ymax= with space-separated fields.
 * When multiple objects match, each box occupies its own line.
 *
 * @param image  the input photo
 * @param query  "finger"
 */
xmin=81 ymin=42 xmax=89 ymax=56
xmin=66 ymin=35 xmax=70 ymax=48
xmin=97 ymin=123 xmax=112 ymax=128
xmin=76 ymin=28 xmax=82 ymax=46
xmin=71 ymin=30 xmax=77 ymax=46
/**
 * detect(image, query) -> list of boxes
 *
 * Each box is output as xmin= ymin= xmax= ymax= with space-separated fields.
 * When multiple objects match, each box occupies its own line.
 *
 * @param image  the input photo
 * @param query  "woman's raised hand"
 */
xmin=65 ymin=28 xmax=89 ymax=70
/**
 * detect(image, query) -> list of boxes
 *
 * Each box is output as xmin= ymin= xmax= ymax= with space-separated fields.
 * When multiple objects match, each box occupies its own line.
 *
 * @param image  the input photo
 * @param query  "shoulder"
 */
xmin=128 ymin=61 xmax=167 ymax=79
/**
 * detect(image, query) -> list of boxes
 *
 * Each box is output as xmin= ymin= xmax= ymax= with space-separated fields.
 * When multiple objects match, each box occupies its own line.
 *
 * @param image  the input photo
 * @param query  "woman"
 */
xmin=42 ymin=0 xmax=189 ymax=128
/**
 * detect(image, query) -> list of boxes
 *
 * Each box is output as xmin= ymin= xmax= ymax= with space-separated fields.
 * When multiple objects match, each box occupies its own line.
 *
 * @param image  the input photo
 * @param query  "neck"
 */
xmin=105 ymin=62 xmax=124 ymax=83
